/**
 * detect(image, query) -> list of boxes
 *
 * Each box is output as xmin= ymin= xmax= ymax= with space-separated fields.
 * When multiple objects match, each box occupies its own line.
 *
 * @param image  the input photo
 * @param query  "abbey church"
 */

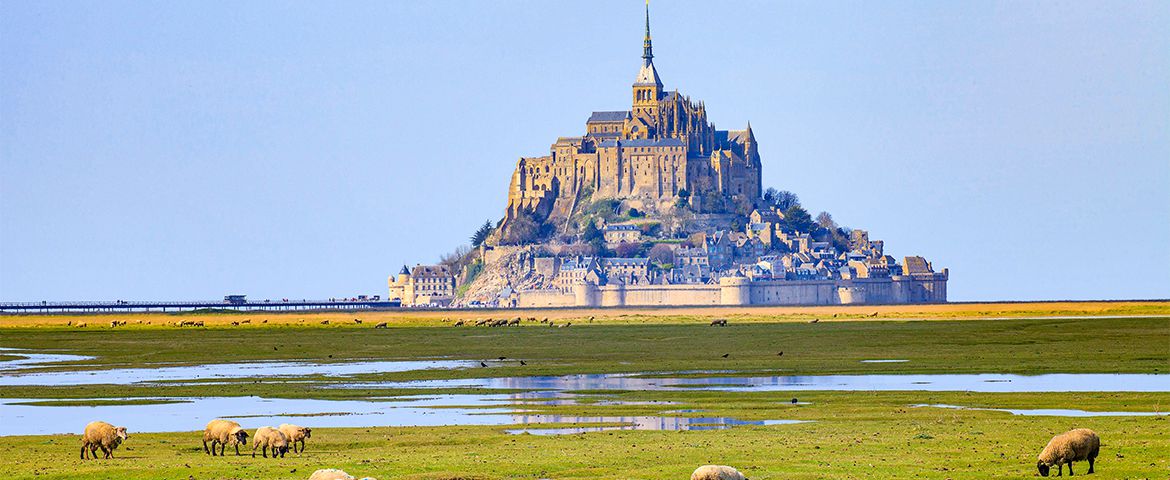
xmin=504 ymin=5 xmax=762 ymax=225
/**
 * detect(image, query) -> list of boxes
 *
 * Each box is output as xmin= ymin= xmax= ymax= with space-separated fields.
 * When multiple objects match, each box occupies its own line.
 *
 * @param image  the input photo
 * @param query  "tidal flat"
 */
xmin=0 ymin=308 xmax=1166 ymax=479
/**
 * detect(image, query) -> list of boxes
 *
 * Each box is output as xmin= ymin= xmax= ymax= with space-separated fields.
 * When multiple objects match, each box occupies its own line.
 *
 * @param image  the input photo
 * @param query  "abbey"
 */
xmin=505 ymin=5 xmax=761 ymax=224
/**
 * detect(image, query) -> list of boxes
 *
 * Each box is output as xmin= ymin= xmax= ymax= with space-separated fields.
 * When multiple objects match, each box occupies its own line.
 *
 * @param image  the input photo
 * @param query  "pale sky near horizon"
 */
xmin=2 ymin=1 xmax=1168 ymax=302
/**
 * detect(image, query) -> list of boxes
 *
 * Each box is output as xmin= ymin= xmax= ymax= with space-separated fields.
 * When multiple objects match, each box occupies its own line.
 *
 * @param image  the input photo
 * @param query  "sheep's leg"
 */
xmin=220 ymin=442 xmax=226 ymax=456
xmin=251 ymin=443 xmax=257 ymax=458
xmin=90 ymin=445 xmax=100 ymax=460
xmin=1087 ymin=456 xmax=1094 ymax=474
xmin=101 ymin=446 xmax=111 ymax=459
xmin=262 ymin=445 xmax=269 ymax=458
xmin=80 ymin=443 xmax=88 ymax=459
xmin=202 ymin=439 xmax=210 ymax=455
xmin=1057 ymin=463 xmax=1063 ymax=476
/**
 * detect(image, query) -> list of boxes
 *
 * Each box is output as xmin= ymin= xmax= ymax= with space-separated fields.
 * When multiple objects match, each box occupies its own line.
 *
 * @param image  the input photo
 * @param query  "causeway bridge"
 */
xmin=0 ymin=298 xmax=401 ymax=313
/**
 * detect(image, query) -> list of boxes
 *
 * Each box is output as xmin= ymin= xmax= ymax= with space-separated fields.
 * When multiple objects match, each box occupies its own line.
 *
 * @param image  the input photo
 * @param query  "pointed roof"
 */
xmin=399 ymin=265 xmax=410 ymax=275
xmin=634 ymin=1 xmax=662 ymax=86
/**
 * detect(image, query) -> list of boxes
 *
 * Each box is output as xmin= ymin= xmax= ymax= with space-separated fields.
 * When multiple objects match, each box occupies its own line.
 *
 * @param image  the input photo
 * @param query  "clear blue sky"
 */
xmin=2 ymin=1 xmax=1167 ymax=302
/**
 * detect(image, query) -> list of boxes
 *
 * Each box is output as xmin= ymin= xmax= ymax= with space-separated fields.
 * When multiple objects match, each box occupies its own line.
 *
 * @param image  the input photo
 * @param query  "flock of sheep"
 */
xmin=450 ymin=315 xmax=588 ymax=328
xmin=79 ymin=419 xmax=1102 ymax=478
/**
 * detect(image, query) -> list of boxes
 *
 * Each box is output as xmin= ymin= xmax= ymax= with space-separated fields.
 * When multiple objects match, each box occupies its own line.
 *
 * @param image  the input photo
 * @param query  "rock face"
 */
xmin=457 ymin=247 xmax=548 ymax=307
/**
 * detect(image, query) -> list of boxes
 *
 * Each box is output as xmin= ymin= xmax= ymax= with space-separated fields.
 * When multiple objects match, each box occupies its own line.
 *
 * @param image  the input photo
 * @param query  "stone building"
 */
xmin=387 ymin=264 xmax=457 ymax=307
xmin=502 ymin=4 xmax=762 ymax=229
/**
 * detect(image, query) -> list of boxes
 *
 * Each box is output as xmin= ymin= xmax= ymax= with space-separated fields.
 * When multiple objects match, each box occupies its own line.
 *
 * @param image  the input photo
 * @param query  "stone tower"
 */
xmin=630 ymin=2 xmax=662 ymax=139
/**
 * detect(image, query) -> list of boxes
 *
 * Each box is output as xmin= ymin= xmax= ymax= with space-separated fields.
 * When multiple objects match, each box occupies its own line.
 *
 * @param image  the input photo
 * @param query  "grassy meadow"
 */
xmin=0 ymin=303 xmax=1167 ymax=479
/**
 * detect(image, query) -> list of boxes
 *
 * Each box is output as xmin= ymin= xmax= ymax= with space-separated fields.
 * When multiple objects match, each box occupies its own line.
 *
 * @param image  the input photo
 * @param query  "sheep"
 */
xmin=475 ymin=318 xmax=491 ymax=326
xmin=558 ymin=322 xmax=572 ymax=328
xmin=1037 ymin=428 xmax=1100 ymax=476
xmin=374 ymin=322 xmax=388 ymax=329
xmin=691 ymin=465 xmax=748 ymax=480
xmin=710 ymin=319 xmax=728 ymax=326
xmin=508 ymin=318 xmax=521 ymax=326
xmin=251 ymin=426 xmax=289 ymax=458
xmin=307 ymin=469 xmax=379 ymax=480
xmin=203 ymin=419 xmax=249 ymax=456
xmin=309 ymin=469 xmax=355 ymax=480
xmin=454 ymin=320 xmax=465 ymax=326
xmin=278 ymin=423 xmax=312 ymax=455
xmin=491 ymin=319 xmax=508 ymax=327
xmin=353 ymin=318 xmax=362 ymax=324
xmin=321 ymin=320 xmax=329 ymax=325
xmin=79 ymin=421 xmax=128 ymax=460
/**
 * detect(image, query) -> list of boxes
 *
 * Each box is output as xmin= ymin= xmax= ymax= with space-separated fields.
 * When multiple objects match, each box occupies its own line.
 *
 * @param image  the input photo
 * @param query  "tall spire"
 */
xmin=642 ymin=0 xmax=653 ymax=66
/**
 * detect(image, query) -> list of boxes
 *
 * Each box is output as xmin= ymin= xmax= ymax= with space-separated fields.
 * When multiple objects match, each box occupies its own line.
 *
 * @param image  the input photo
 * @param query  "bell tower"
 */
xmin=632 ymin=1 xmax=662 ymax=134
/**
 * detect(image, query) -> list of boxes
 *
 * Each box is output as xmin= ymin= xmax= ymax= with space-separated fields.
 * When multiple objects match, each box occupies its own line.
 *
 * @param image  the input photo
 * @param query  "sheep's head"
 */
xmin=115 ymin=426 xmax=129 ymax=441
xmin=301 ymin=427 xmax=312 ymax=439
xmin=231 ymin=428 xmax=249 ymax=445
xmin=1037 ymin=461 xmax=1050 ymax=477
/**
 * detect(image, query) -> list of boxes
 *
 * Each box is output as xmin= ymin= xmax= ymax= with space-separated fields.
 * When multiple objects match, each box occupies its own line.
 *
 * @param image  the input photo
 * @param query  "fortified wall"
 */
xmin=516 ymin=271 xmax=948 ymax=308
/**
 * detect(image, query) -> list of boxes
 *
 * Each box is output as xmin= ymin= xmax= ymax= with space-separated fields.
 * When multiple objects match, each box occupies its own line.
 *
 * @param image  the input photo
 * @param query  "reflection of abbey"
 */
xmin=389 ymin=5 xmax=948 ymax=308
xmin=505 ymin=7 xmax=761 ymax=224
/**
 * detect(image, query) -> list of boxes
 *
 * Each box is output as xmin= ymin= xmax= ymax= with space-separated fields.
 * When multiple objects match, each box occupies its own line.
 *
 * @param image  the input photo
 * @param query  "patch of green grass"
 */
xmin=2 ymin=390 xmax=1166 ymax=479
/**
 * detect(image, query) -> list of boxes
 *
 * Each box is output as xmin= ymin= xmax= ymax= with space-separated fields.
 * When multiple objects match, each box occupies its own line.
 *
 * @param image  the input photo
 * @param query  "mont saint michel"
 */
xmin=389 ymin=6 xmax=948 ymax=309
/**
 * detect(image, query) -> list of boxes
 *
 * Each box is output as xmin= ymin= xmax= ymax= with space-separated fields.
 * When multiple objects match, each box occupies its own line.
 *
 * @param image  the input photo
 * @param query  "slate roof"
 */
xmin=587 ymin=111 xmax=630 ymax=123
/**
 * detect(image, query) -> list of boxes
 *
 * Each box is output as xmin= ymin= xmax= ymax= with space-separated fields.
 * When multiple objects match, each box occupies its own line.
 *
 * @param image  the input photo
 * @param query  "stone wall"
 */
xmin=515 ymin=271 xmax=947 ymax=308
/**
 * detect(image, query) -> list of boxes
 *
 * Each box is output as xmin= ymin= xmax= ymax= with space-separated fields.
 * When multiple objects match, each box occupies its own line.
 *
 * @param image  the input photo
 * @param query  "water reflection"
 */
xmin=0 ymin=359 xmax=475 ymax=386
xmin=912 ymin=404 xmax=1168 ymax=417
xmin=0 ymin=395 xmax=797 ymax=437
xmin=344 ymin=373 xmax=1170 ymax=393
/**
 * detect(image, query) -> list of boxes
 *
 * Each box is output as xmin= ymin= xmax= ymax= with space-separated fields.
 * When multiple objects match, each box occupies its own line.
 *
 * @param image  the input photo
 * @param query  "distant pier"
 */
xmin=0 ymin=299 xmax=401 ymax=314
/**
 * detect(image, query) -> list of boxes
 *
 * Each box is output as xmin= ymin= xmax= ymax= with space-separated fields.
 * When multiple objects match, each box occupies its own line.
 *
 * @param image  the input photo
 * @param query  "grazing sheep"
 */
xmin=309 ymin=469 xmax=355 ymax=480
xmin=809 ymin=318 xmax=819 ymax=324
xmin=527 ymin=317 xmax=537 ymax=322
xmin=374 ymin=322 xmax=388 ymax=329
xmin=508 ymin=318 xmax=521 ymax=326
xmin=231 ymin=321 xmax=240 ymax=326
xmin=454 ymin=320 xmax=465 ymax=326
xmin=491 ymin=319 xmax=509 ymax=327
xmin=475 ymin=318 xmax=490 ymax=326
xmin=307 ymin=470 xmax=377 ymax=480
xmin=353 ymin=318 xmax=362 ymax=324
xmin=278 ymin=423 xmax=312 ymax=454
xmin=203 ymin=419 xmax=249 ymax=456
xmin=691 ymin=465 xmax=748 ymax=480
xmin=558 ymin=322 xmax=572 ymax=328
xmin=251 ymin=426 xmax=289 ymax=458
xmin=1037 ymin=428 xmax=1100 ymax=477
xmin=321 ymin=320 xmax=329 ymax=325
xmin=241 ymin=319 xmax=251 ymax=324
xmin=710 ymin=319 xmax=728 ymax=326
xmin=80 ymin=421 xmax=128 ymax=460
xmin=542 ymin=317 xmax=549 ymax=323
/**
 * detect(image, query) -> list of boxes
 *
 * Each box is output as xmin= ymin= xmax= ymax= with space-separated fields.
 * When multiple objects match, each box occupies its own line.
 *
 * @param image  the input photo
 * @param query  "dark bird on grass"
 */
xmin=498 ymin=356 xmax=507 ymax=361
xmin=520 ymin=360 xmax=527 ymax=366
xmin=480 ymin=362 xmax=488 ymax=367
xmin=791 ymin=398 xmax=798 ymax=404
xmin=721 ymin=353 xmax=729 ymax=358
xmin=328 ymin=354 xmax=333 ymax=358
xmin=777 ymin=351 xmax=784 ymax=356
xmin=273 ymin=347 xmax=278 ymax=351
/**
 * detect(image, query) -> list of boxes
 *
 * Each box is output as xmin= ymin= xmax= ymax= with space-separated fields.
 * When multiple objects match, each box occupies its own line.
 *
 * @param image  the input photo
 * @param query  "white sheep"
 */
xmin=1037 ymin=428 xmax=1100 ymax=476
xmin=203 ymin=419 xmax=249 ymax=456
xmin=80 ymin=421 xmax=128 ymax=459
xmin=278 ymin=423 xmax=312 ymax=454
xmin=691 ymin=465 xmax=748 ymax=480
xmin=307 ymin=469 xmax=378 ymax=480
xmin=252 ymin=426 xmax=289 ymax=458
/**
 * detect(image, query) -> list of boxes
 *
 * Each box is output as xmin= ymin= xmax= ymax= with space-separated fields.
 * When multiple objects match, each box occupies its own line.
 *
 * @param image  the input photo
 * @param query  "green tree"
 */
xmin=674 ymin=189 xmax=691 ymax=208
xmin=782 ymin=205 xmax=815 ymax=232
xmin=470 ymin=220 xmax=493 ymax=247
